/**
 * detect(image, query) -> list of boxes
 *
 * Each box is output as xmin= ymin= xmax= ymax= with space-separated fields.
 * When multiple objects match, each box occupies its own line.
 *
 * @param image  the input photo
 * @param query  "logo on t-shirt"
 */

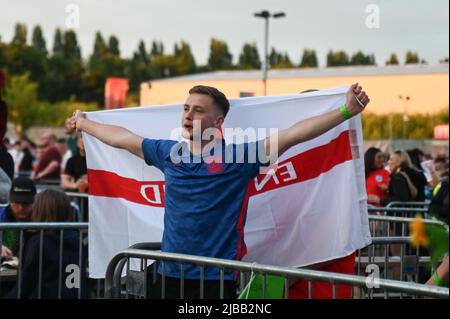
xmin=206 ymin=157 xmax=224 ymax=174
xmin=375 ymin=175 xmax=383 ymax=183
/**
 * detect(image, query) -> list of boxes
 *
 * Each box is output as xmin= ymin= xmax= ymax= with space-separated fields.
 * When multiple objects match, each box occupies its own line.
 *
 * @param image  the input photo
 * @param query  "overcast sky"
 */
xmin=0 ymin=0 xmax=448 ymax=66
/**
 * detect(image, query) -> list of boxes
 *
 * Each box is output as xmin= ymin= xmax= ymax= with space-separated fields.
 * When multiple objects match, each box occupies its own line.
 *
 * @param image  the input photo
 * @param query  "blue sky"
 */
xmin=0 ymin=0 xmax=448 ymax=66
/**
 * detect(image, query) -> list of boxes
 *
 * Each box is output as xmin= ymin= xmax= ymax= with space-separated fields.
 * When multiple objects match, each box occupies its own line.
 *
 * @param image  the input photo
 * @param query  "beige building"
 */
xmin=140 ymin=64 xmax=449 ymax=115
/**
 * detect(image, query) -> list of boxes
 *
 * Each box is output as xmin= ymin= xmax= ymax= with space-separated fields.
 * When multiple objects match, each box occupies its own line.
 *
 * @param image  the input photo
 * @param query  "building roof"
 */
xmin=152 ymin=64 xmax=449 ymax=83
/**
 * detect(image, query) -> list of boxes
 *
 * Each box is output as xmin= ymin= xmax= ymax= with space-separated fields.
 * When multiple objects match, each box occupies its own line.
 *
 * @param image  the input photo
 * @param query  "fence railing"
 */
xmin=34 ymin=180 xmax=62 ymax=192
xmin=368 ymin=215 xmax=446 ymax=227
xmin=0 ymin=222 xmax=91 ymax=299
xmin=386 ymin=201 xmax=431 ymax=209
xmin=1 ymin=191 xmax=88 ymax=221
xmin=367 ymin=214 xmax=447 ymax=237
xmin=104 ymin=248 xmax=448 ymax=299
xmin=356 ymin=236 xmax=433 ymax=297
xmin=367 ymin=206 xmax=429 ymax=216
xmin=65 ymin=192 xmax=89 ymax=222
xmin=1 ymin=201 xmax=446 ymax=300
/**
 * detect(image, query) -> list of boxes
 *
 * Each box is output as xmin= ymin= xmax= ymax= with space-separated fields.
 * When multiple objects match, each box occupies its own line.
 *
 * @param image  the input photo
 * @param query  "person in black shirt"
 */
xmin=397 ymin=150 xmax=427 ymax=201
xmin=380 ymin=151 xmax=415 ymax=206
xmin=0 ymin=145 xmax=13 ymax=181
xmin=5 ymin=189 xmax=87 ymax=299
xmin=18 ymin=137 xmax=35 ymax=175
xmin=61 ymin=134 xmax=87 ymax=192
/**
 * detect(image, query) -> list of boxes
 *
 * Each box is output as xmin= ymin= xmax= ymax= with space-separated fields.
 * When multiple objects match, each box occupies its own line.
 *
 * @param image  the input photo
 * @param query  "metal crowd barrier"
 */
xmin=367 ymin=206 xmax=429 ymax=218
xmin=1 ymin=202 xmax=445 ymax=300
xmin=104 ymin=248 xmax=448 ymax=300
xmin=16 ymin=170 xmax=33 ymax=179
xmin=18 ymin=185 xmax=90 ymax=222
xmin=356 ymin=236 xmax=429 ymax=291
xmin=35 ymin=180 xmax=62 ymax=192
xmin=65 ymin=192 xmax=89 ymax=222
xmin=361 ymin=217 xmax=447 ymax=291
xmin=367 ymin=214 xmax=447 ymax=237
xmin=0 ymin=222 xmax=96 ymax=299
xmin=386 ymin=201 xmax=431 ymax=209
xmin=1 ymin=192 xmax=88 ymax=222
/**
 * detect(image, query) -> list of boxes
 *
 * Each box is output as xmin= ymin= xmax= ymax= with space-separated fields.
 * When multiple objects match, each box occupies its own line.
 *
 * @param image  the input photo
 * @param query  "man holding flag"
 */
xmin=70 ymin=83 xmax=370 ymax=298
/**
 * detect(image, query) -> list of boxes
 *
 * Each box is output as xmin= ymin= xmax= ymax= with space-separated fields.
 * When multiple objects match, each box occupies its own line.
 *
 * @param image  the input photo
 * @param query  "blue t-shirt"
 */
xmin=141 ymin=138 xmax=267 ymax=280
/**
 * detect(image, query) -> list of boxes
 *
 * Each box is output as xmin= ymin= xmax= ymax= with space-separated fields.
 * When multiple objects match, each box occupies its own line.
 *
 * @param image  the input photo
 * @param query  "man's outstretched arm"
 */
xmin=266 ymin=83 xmax=370 ymax=159
xmin=70 ymin=110 xmax=144 ymax=159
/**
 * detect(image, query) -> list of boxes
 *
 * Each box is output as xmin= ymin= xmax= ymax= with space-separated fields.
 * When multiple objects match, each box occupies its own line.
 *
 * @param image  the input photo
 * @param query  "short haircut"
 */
xmin=189 ymin=85 xmax=230 ymax=117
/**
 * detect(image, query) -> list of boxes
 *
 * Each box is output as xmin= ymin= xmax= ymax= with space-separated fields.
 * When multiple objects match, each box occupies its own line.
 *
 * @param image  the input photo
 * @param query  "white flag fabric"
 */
xmin=84 ymin=86 xmax=371 ymax=278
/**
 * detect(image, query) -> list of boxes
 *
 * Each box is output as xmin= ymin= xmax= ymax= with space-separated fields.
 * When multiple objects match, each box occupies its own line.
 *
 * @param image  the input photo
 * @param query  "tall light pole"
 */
xmin=254 ymin=10 xmax=286 ymax=96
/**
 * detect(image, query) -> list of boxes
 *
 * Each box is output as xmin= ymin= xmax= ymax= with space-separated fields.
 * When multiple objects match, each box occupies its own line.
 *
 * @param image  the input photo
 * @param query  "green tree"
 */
xmin=435 ymin=107 xmax=449 ymax=123
xmin=173 ymin=41 xmax=196 ymax=75
xmin=299 ymin=49 xmax=318 ymax=68
xmin=386 ymin=53 xmax=399 ymax=65
xmin=326 ymin=50 xmax=349 ymax=67
xmin=91 ymin=32 xmax=108 ymax=60
xmin=63 ymin=30 xmax=81 ymax=60
xmin=0 ymin=42 xmax=6 ymax=67
xmin=150 ymin=54 xmax=176 ymax=78
xmin=150 ymin=40 xmax=164 ymax=58
xmin=85 ymin=32 xmax=127 ymax=104
xmin=41 ymin=29 xmax=83 ymax=102
xmin=207 ymin=38 xmax=233 ymax=70
xmin=238 ymin=43 xmax=261 ymax=69
xmin=128 ymin=40 xmax=153 ymax=91
xmin=108 ymin=35 xmax=120 ymax=56
xmin=11 ymin=23 xmax=27 ymax=46
xmin=63 ymin=30 xmax=83 ymax=99
xmin=269 ymin=48 xmax=293 ymax=69
xmin=5 ymin=73 xmax=40 ymax=132
xmin=36 ymin=99 xmax=100 ymax=128
xmin=350 ymin=51 xmax=376 ymax=65
xmin=31 ymin=25 xmax=47 ymax=55
xmin=2 ymin=24 xmax=48 ymax=91
xmin=85 ymin=32 xmax=109 ymax=104
xmin=362 ymin=108 xmax=449 ymax=140
xmin=174 ymin=43 xmax=181 ymax=56
xmin=135 ymin=40 xmax=149 ymax=64
xmin=43 ymin=54 xmax=66 ymax=101
xmin=52 ymin=28 xmax=64 ymax=56
xmin=5 ymin=72 xmax=100 ymax=132
xmin=405 ymin=51 xmax=419 ymax=64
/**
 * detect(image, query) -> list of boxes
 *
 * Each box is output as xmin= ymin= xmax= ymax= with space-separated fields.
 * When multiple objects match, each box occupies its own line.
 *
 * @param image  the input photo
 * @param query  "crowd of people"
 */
xmin=2 ymin=122 xmax=87 ymax=193
xmin=365 ymin=147 xmax=449 ymax=210
xmin=1 ymin=71 xmax=87 ymax=298
xmin=0 ymin=178 xmax=86 ymax=298
xmin=364 ymin=147 xmax=449 ymax=289
xmin=1 ymin=70 xmax=448 ymax=298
